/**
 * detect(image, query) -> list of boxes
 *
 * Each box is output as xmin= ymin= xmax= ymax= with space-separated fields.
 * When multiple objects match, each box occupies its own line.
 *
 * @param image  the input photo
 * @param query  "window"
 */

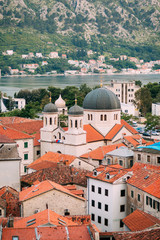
xmin=147 ymin=155 xmax=150 ymax=162
xmin=157 ymin=157 xmax=160 ymax=164
xmin=104 ymin=218 xmax=108 ymax=226
xmin=100 ymin=115 xmax=103 ymax=121
xmin=153 ymin=200 xmax=156 ymax=209
xmin=58 ymin=132 xmax=61 ymax=139
xmin=98 ymin=216 xmax=101 ymax=224
xmin=138 ymin=154 xmax=141 ymax=161
xmin=119 ymin=160 xmax=123 ymax=166
xmin=88 ymin=114 xmax=90 ymax=120
xmin=138 ymin=194 xmax=141 ymax=202
xmin=131 ymin=207 xmax=134 ymax=213
xmin=150 ymin=198 xmax=152 ymax=207
xmin=91 ymin=185 xmax=95 ymax=192
xmin=12 ymin=237 xmax=19 ymax=240
xmin=91 ymin=114 xmax=93 ymax=120
xmin=79 ymin=161 xmax=81 ymax=166
xmin=98 ymin=187 xmax=101 ymax=194
xmin=120 ymin=219 xmax=124 ymax=228
xmin=98 ymin=202 xmax=101 ymax=209
xmin=75 ymin=120 xmax=78 ymax=128
xmin=0 ymin=209 xmax=2 ymax=216
xmin=107 ymin=158 xmax=111 ymax=164
xmin=24 ymin=154 xmax=28 ymax=160
xmin=121 ymin=190 xmax=125 ymax=197
xmin=91 ymin=213 xmax=95 ymax=221
xmin=120 ymin=205 xmax=125 ymax=212
xmin=105 ymin=189 xmax=108 ymax=196
xmin=50 ymin=117 xmax=52 ymax=125
xmin=146 ymin=196 xmax=149 ymax=205
xmin=104 ymin=115 xmax=107 ymax=121
xmin=105 ymin=204 xmax=108 ymax=211
xmin=36 ymin=150 xmax=40 ymax=155
xmin=91 ymin=200 xmax=95 ymax=207
xmin=70 ymin=120 xmax=73 ymax=128
xmin=131 ymin=190 xmax=134 ymax=198
xmin=24 ymin=142 xmax=28 ymax=148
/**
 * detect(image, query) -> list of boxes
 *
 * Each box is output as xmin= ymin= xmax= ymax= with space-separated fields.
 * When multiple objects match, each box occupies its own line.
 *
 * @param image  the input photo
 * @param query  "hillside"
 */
xmin=0 ymin=0 xmax=160 ymax=60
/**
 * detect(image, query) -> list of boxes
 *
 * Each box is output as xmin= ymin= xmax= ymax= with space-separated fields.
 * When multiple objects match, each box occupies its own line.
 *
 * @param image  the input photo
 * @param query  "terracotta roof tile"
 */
xmin=123 ymin=209 xmax=160 ymax=231
xmin=113 ymin=227 xmax=160 ymax=240
xmin=80 ymin=143 xmax=125 ymax=160
xmin=0 ymin=117 xmax=34 ymax=125
xmin=87 ymin=165 xmax=130 ymax=183
xmin=28 ymin=152 xmax=76 ymax=170
xmin=14 ymin=209 xmax=77 ymax=228
xmin=121 ymin=119 xmax=138 ymax=134
xmin=83 ymin=124 xmax=104 ymax=142
xmin=127 ymin=165 xmax=160 ymax=198
xmin=19 ymin=180 xmax=85 ymax=202
xmin=0 ymin=125 xmax=33 ymax=140
xmin=0 ymin=134 xmax=15 ymax=143
xmin=105 ymin=124 xmax=124 ymax=140
xmin=2 ymin=225 xmax=92 ymax=240
xmin=21 ymin=164 xmax=91 ymax=187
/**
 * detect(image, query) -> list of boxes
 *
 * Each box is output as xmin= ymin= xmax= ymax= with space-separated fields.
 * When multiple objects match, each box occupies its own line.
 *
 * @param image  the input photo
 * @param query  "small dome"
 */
xmin=55 ymin=95 xmax=66 ymax=108
xmin=83 ymin=87 xmax=121 ymax=110
xmin=43 ymin=102 xmax=58 ymax=113
xmin=68 ymin=104 xmax=83 ymax=115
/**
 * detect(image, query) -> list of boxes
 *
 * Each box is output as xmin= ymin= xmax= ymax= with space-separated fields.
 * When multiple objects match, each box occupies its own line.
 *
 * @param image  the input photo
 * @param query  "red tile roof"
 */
xmin=124 ymin=134 xmax=146 ymax=147
xmin=2 ymin=225 xmax=92 ymax=240
xmin=105 ymin=124 xmax=124 ymax=140
xmin=0 ymin=125 xmax=33 ymax=140
xmin=19 ymin=180 xmax=85 ymax=202
xmin=21 ymin=164 xmax=91 ymax=187
xmin=80 ymin=143 xmax=125 ymax=160
xmin=14 ymin=209 xmax=77 ymax=228
xmin=121 ymin=119 xmax=138 ymax=134
xmin=87 ymin=165 xmax=131 ymax=183
xmin=0 ymin=117 xmax=34 ymax=125
xmin=28 ymin=152 xmax=76 ymax=170
xmin=127 ymin=165 xmax=160 ymax=198
xmin=123 ymin=209 xmax=160 ymax=231
xmin=5 ymin=120 xmax=43 ymax=135
xmin=113 ymin=227 xmax=160 ymax=240
xmin=83 ymin=124 xmax=104 ymax=142
xmin=0 ymin=134 xmax=15 ymax=143
xmin=0 ymin=186 xmax=20 ymax=217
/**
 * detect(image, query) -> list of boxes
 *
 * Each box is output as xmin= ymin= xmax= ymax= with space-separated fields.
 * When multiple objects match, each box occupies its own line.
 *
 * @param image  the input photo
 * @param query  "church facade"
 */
xmin=40 ymin=87 xmax=136 ymax=157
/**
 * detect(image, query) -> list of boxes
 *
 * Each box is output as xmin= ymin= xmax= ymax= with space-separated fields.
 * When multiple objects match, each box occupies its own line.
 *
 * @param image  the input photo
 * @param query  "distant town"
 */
xmin=1 ymin=49 xmax=160 ymax=77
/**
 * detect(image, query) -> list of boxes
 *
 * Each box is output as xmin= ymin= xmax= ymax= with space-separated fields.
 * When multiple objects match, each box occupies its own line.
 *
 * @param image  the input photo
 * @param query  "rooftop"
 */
xmin=123 ymin=209 xmax=160 ymax=231
xmin=106 ymin=146 xmax=133 ymax=157
xmin=0 ymin=125 xmax=33 ymax=140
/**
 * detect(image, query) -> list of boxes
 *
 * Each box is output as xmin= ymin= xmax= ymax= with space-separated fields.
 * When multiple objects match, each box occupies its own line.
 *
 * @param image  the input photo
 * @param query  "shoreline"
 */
xmin=1 ymin=71 xmax=160 ymax=78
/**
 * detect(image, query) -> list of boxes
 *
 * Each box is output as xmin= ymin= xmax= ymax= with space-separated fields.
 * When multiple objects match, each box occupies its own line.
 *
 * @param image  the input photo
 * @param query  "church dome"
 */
xmin=43 ymin=102 xmax=58 ymax=113
xmin=83 ymin=87 xmax=121 ymax=110
xmin=55 ymin=95 xmax=66 ymax=108
xmin=68 ymin=104 xmax=83 ymax=115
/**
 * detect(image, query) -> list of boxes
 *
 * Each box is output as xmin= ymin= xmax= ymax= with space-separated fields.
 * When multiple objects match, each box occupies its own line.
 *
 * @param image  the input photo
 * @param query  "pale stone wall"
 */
xmin=134 ymin=150 xmax=160 ymax=166
xmin=33 ymin=145 xmax=41 ymax=161
xmin=127 ymin=184 xmax=144 ymax=215
xmin=22 ymin=189 xmax=86 ymax=217
xmin=70 ymin=158 xmax=95 ymax=171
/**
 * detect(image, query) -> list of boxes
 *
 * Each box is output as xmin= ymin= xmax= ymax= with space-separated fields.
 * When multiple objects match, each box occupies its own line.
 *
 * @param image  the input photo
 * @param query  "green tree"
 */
xmin=134 ymin=87 xmax=152 ymax=116
xmin=145 ymin=113 xmax=160 ymax=131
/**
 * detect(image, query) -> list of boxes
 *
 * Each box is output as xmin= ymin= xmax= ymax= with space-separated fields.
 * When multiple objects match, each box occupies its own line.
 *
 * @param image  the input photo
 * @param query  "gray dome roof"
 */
xmin=43 ymin=102 xmax=58 ymax=113
xmin=68 ymin=104 xmax=83 ymax=115
xmin=83 ymin=88 xmax=121 ymax=110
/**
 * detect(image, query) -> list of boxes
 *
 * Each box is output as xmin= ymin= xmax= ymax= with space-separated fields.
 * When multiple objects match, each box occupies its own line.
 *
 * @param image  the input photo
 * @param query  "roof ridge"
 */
xmin=88 ymin=123 xmax=104 ymax=137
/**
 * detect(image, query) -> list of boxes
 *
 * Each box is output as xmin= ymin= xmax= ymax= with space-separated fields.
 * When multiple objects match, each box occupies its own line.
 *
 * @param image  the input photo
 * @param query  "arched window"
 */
xmin=50 ymin=117 xmax=52 ymax=125
xmin=91 ymin=114 xmax=93 ymax=120
xmin=75 ymin=120 xmax=78 ymax=128
xmin=58 ymin=132 xmax=61 ymax=139
xmin=88 ymin=114 xmax=90 ymax=120
xmin=45 ymin=117 xmax=47 ymax=126
xmin=70 ymin=120 xmax=73 ymax=128
xmin=104 ymin=115 xmax=107 ymax=121
xmin=100 ymin=115 xmax=103 ymax=121
xmin=62 ymin=109 xmax=65 ymax=115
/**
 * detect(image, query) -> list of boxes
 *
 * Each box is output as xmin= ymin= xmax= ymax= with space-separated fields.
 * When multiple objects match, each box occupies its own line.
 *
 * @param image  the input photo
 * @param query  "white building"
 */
xmin=40 ymin=87 xmax=138 ymax=157
xmin=121 ymin=103 xmax=139 ymax=116
xmin=49 ymin=52 xmax=59 ymax=58
xmin=0 ymin=95 xmax=26 ymax=112
xmin=152 ymin=103 xmax=160 ymax=116
xmin=87 ymin=165 xmax=133 ymax=232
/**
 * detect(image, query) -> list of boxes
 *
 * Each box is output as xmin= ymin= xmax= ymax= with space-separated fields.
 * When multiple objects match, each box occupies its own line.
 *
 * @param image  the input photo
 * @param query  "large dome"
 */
xmin=83 ymin=87 xmax=121 ymax=110
xmin=43 ymin=102 xmax=58 ymax=113
xmin=68 ymin=104 xmax=83 ymax=115
xmin=55 ymin=95 xmax=66 ymax=108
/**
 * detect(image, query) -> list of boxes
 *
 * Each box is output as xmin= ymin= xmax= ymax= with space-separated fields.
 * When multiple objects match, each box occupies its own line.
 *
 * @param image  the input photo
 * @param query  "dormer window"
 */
xmin=106 ymin=173 xmax=110 ymax=179
xmin=93 ymin=170 xmax=97 ymax=176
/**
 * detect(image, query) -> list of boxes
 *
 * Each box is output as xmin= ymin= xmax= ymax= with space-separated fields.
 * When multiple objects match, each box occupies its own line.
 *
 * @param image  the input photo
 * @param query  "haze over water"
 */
xmin=1 ymin=74 xmax=160 ymax=97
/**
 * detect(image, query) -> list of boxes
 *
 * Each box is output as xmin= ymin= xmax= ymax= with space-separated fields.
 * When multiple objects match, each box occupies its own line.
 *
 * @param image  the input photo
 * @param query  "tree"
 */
xmin=145 ymin=113 xmax=160 ymax=131
xmin=134 ymin=87 xmax=152 ymax=116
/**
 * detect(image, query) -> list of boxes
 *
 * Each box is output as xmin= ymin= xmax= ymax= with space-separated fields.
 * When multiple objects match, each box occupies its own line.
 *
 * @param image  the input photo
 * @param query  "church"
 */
xmin=40 ymin=87 xmax=138 ymax=157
